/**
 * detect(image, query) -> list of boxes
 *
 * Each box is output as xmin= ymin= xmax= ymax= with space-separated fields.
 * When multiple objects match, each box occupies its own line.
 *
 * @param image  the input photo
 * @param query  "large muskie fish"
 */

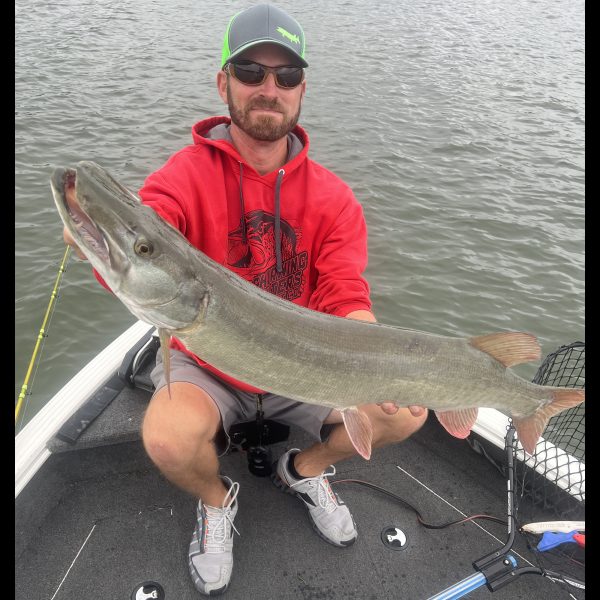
xmin=51 ymin=161 xmax=584 ymax=459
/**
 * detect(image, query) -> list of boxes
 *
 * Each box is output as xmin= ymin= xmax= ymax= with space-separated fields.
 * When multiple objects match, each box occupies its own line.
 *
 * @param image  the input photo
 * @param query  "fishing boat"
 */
xmin=15 ymin=321 xmax=585 ymax=599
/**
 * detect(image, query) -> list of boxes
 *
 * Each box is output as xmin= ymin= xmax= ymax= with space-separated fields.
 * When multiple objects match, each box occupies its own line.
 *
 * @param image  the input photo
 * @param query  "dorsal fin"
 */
xmin=469 ymin=332 xmax=541 ymax=368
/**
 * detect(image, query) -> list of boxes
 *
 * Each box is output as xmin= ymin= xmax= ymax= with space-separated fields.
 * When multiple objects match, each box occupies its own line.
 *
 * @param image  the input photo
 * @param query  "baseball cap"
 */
xmin=221 ymin=4 xmax=308 ymax=68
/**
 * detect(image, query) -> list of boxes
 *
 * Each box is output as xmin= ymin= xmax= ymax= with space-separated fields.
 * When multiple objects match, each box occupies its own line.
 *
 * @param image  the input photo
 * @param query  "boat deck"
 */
xmin=15 ymin=377 xmax=583 ymax=600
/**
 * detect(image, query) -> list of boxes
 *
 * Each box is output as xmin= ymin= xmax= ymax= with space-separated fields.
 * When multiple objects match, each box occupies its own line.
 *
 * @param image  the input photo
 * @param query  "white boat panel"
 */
xmin=15 ymin=320 xmax=154 ymax=498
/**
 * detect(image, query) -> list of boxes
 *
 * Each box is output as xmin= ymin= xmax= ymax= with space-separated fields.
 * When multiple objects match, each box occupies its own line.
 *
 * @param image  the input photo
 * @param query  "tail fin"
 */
xmin=513 ymin=389 xmax=585 ymax=455
xmin=341 ymin=407 xmax=373 ymax=460
xmin=470 ymin=332 xmax=541 ymax=367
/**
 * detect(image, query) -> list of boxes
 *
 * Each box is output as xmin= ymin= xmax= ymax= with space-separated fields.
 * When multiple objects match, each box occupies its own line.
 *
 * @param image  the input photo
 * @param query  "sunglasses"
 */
xmin=225 ymin=61 xmax=305 ymax=89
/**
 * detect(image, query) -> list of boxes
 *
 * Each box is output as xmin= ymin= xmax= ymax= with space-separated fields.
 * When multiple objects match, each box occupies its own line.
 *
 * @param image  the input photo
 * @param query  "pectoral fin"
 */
xmin=158 ymin=328 xmax=172 ymax=399
xmin=341 ymin=407 xmax=373 ymax=460
xmin=435 ymin=408 xmax=479 ymax=439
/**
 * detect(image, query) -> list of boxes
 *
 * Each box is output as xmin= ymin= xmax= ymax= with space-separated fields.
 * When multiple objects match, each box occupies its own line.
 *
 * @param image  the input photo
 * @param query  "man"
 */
xmin=64 ymin=4 xmax=427 ymax=596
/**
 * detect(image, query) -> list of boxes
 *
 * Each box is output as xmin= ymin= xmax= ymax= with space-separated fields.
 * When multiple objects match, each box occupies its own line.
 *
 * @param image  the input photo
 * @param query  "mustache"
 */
xmin=247 ymin=97 xmax=283 ymax=112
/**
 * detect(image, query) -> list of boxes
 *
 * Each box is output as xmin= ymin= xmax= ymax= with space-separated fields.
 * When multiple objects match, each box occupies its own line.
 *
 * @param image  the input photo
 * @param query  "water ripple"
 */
xmin=16 ymin=0 xmax=585 ymax=422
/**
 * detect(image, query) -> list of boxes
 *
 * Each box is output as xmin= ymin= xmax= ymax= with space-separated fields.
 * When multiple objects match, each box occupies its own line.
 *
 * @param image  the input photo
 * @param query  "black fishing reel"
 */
xmin=227 ymin=394 xmax=290 ymax=477
xmin=247 ymin=445 xmax=273 ymax=477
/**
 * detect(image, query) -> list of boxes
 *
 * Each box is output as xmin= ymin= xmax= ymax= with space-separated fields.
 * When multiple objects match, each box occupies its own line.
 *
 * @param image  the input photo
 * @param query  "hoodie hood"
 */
xmin=190 ymin=116 xmax=310 ymax=272
xmin=191 ymin=116 xmax=309 ymax=179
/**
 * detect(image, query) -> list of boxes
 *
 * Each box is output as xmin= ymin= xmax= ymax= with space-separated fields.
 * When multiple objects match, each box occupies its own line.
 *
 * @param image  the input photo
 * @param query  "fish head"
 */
xmin=51 ymin=161 xmax=209 ymax=330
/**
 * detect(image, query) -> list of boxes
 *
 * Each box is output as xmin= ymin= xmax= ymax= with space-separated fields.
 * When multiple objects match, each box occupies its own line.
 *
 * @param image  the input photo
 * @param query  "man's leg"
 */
xmin=273 ymin=405 xmax=428 ymax=546
xmin=143 ymin=357 xmax=244 ymax=597
xmin=294 ymin=405 xmax=429 ymax=477
xmin=142 ymin=381 xmax=227 ymax=507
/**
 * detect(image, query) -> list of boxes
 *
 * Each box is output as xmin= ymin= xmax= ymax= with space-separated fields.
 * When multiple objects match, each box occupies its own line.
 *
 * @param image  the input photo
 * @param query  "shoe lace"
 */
xmin=204 ymin=481 xmax=241 ymax=551
xmin=291 ymin=466 xmax=339 ymax=512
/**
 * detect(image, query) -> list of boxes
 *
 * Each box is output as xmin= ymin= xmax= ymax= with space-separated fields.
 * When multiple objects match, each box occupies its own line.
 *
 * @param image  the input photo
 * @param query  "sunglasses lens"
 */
xmin=275 ymin=67 xmax=304 ymax=88
xmin=229 ymin=62 xmax=304 ymax=88
xmin=230 ymin=63 xmax=265 ymax=85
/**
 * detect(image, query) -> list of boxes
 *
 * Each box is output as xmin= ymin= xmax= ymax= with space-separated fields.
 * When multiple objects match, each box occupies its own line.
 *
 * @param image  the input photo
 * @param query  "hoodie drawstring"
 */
xmin=239 ymin=162 xmax=247 ymax=244
xmin=275 ymin=168 xmax=285 ymax=273
xmin=238 ymin=163 xmax=285 ymax=274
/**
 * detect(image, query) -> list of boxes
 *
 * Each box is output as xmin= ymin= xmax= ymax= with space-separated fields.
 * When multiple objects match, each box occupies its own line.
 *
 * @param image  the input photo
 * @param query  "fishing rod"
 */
xmin=425 ymin=426 xmax=585 ymax=600
xmin=15 ymin=245 xmax=72 ymax=425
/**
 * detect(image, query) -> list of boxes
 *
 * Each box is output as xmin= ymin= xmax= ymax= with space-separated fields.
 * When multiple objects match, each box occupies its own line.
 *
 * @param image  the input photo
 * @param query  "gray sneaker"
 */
xmin=188 ymin=476 xmax=240 ymax=596
xmin=272 ymin=448 xmax=357 ymax=547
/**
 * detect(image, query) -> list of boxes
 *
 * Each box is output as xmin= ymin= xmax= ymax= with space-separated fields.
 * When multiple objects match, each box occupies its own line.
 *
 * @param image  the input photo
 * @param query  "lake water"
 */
xmin=15 ymin=0 xmax=585 ymax=430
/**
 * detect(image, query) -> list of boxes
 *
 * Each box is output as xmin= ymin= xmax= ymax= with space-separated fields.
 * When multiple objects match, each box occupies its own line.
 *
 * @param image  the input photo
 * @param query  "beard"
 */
xmin=227 ymin=85 xmax=301 ymax=142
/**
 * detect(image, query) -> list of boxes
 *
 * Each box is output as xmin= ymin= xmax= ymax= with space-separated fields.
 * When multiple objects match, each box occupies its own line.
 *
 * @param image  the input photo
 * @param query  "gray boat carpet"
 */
xmin=15 ymin=411 xmax=582 ymax=600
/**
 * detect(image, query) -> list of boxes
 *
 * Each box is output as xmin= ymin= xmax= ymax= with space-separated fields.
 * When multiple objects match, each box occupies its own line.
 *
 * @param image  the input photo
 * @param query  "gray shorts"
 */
xmin=150 ymin=349 xmax=333 ymax=456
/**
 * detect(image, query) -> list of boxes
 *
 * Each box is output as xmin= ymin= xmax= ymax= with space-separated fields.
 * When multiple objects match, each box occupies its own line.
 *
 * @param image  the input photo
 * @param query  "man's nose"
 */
xmin=258 ymin=70 xmax=280 ymax=93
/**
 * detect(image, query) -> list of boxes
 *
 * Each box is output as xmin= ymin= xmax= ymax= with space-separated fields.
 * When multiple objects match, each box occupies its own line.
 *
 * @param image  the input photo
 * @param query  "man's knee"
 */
xmin=142 ymin=383 xmax=222 ymax=469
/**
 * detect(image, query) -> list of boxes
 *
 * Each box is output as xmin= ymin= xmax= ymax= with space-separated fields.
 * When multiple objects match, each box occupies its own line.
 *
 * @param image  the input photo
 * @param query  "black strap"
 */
xmin=256 ymin=394 xmax=265 ymax=446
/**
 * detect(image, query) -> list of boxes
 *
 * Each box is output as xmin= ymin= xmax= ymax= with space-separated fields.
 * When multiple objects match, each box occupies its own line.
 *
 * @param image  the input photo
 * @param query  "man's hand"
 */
xmin=344 ymin=309 xmax=377 ymax=323
xmin=377 ymin=402 xmax=426 ymax=417
xmin=63 ymin=226 xmax=87 ymax=260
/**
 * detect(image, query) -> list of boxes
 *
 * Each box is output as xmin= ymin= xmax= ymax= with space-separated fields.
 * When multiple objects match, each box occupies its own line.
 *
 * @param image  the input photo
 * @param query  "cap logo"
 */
xmin=276 ymin=26 xmax=300 ymax=45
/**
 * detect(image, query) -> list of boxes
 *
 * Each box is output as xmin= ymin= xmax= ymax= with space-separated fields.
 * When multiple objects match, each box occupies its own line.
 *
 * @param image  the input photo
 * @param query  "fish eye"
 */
xmin=134 ymin=237 xmax=154 ymax=257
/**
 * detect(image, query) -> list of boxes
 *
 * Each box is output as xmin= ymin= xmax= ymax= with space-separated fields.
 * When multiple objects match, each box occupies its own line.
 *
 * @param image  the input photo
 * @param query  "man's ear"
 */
xmin=217 ymin=70 xmax=228 ymax=104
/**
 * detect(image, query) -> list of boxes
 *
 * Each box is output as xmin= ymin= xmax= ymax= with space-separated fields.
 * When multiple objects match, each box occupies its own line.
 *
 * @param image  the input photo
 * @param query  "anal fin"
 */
xmin=435 ymin=408 xmax=479 ymax=439
xmin=341 ymin=407 xmax=373 ymax=460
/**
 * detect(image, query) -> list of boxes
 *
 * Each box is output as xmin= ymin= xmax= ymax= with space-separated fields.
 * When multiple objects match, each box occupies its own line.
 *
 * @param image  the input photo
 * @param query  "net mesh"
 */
xmin=514 ymin=341 xmax=585 ymax=519
xmin=512 ymin=341 xmax=585 ymax=593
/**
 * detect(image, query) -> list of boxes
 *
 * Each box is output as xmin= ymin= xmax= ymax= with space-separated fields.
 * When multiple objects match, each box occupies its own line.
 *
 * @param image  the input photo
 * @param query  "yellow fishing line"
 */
xmin=15 ymin=245 xmax=72 ymax=425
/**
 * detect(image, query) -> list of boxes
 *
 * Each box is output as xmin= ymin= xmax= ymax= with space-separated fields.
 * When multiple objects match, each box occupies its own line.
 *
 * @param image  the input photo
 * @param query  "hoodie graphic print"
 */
xmin=228 ymin=208 xmax=307 ymax=301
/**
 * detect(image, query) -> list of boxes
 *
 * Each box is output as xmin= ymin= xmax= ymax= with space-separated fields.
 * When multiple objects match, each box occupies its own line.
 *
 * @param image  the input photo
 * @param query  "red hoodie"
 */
xmin=97 ymin=116 xmax=372 ymax=392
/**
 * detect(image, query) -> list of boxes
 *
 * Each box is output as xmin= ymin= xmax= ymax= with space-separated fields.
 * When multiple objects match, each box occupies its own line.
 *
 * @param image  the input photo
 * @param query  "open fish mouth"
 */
xmin=52 ymin=166 xmax=184 ymax=316
xmin=60 ymin=168 xmax=110 ymax=264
